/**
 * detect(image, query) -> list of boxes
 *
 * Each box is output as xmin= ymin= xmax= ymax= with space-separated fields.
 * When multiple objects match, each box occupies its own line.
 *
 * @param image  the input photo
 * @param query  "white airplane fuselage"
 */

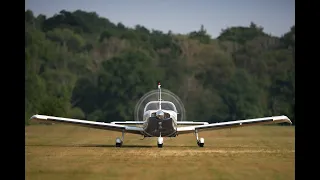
xmin=141 ymin=109 xmax=178 ymax=137
xmin=138 ymin=82 xmax=180 ymax=137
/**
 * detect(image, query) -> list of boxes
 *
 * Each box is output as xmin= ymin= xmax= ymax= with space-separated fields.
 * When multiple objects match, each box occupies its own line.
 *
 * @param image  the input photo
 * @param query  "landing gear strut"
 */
xmin=157 ymin=132 xmax=163 ymax=148
xmin=115 ymin=130 xmax=125 ymax=147
xmin=195 ymin=130 xmax=204 ymax=147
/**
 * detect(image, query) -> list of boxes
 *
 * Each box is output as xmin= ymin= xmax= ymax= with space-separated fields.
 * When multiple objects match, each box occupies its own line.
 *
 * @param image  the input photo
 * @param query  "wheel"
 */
xmin=157 ymin=137 xmax=163 ymax=148
xmin=197 ymin=138 xmax=205 ymax=147
xmin=115 ymin=137 xmax=122 ymax=147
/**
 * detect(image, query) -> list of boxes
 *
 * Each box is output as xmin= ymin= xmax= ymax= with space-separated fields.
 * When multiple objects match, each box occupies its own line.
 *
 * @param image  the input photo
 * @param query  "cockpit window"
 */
xmin=162 ymin=103 xmax=176 ymax=111
xmin=145 ymin=101 xmax=177 ymax=112
xmin=145 ymin=103 xmax=159 ymax=111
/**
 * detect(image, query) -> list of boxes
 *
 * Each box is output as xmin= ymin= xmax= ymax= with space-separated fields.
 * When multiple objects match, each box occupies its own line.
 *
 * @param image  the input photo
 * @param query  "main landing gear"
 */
xmin=195 ymin=130 xmax=204 ymax=147
xmin=157 ymin=132 xmax=163 ymax=148
xmin=115 ymin=131 xmax=125 ymax=147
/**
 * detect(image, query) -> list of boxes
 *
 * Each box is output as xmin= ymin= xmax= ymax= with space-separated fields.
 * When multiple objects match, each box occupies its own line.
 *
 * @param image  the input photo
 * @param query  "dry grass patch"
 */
xmin=26 ymin=125 xmax=295 ymax=180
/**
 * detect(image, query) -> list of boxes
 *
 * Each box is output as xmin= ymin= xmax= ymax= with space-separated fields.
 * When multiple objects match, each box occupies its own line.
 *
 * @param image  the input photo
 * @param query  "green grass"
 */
xmin=26 ymin=125 xmax=295 ymax=180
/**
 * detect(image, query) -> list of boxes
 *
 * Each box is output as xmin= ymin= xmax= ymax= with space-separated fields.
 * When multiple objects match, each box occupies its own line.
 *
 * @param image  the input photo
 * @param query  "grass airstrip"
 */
xmin=26 ymin=124 xmax=294 ymax=180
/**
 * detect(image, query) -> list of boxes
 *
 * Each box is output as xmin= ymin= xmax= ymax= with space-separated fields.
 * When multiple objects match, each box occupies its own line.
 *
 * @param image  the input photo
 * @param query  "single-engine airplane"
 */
xmin=30 ymin=82 xmax=292 ymax=148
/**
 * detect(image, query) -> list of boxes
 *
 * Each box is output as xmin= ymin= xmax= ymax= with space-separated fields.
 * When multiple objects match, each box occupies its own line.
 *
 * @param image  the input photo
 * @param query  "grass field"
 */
xmin=25 ymin=125 xmax=295 ymax=180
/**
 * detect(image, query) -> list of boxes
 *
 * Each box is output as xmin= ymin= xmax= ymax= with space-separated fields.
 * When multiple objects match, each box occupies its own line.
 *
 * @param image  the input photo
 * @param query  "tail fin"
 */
xmin=158 ymin=82 xmax=161 ymax=110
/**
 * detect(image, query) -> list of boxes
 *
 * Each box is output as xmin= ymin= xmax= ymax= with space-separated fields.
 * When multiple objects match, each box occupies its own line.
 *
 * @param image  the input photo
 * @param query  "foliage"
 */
xmin=25 ymin=10 xmax=295 ymax=125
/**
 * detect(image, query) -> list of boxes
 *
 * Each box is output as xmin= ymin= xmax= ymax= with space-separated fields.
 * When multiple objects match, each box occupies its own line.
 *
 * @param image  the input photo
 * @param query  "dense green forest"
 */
xmin=25 ymin=10 xmax=295 ymax=125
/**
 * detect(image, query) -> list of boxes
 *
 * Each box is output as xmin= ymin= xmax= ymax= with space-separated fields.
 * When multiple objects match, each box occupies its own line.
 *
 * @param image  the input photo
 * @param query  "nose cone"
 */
xmin=156 ymin=110 xmax=165 ymax=119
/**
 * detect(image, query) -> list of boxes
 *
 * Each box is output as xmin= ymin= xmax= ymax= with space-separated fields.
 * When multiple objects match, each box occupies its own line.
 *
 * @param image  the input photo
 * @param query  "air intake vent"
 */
xmin=164 ymin=113 xmax=170 ymax=119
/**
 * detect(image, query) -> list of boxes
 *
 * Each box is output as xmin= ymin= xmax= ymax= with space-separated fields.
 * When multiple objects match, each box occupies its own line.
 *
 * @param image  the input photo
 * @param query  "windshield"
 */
xmin=145 ymin=101 xmax=177 ymax=112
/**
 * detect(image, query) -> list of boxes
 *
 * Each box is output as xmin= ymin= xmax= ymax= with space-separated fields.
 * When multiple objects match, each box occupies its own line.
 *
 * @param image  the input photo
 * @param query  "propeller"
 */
xmin=134 ymin=84 xmax=187 ymax=124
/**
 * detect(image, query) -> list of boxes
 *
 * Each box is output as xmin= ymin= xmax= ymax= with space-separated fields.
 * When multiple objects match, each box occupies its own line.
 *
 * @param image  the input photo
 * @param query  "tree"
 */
xmin=25 ymin=9 xmax=294 ymax=125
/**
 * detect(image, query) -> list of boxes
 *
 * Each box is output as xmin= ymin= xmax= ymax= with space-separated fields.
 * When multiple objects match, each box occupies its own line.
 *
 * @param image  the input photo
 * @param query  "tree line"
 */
xmin=25 ymin=9 xmax=295 ymax=125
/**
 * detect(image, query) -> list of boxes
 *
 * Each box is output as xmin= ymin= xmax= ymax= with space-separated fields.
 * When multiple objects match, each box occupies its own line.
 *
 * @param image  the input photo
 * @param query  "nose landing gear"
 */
xmin=157 ymin=132 xmax=163 ymax=148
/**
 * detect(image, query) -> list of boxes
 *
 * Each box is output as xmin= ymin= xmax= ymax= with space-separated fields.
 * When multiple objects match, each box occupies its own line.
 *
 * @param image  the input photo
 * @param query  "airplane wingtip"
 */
xmin=284 ymin=116 xmax=293 ymax=125
xmin=284 ymin=115 xmax=292 ymax=124
xmin=30 ymin=114 xmax=37 ymax=120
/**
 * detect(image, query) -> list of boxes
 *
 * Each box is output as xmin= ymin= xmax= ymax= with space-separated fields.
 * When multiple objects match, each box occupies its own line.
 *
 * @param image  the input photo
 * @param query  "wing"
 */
xmin=30 ymin=114 xmax=143 ymax=135
xmin=108 ymin=120 xmax=206 ymax=126
xmin=177 ymin=121 xmax=209 ymax=126
xmin=111 ymin=121 xmax=144 ymax=125
xmin=177 ymin=115 xmax=292 ymax=135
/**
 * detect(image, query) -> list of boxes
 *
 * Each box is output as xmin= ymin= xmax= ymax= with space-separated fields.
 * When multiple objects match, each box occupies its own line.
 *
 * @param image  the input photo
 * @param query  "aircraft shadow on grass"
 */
xmin=25 ymin=144 xmax=152 ymax=148
xmin=25 ymin=144 xmax=204 ymax=148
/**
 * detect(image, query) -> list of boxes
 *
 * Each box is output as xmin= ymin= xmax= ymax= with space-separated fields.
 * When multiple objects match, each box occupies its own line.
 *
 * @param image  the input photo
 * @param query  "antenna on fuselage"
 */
xmin=158 ymin=82 xmax=161 ymax=110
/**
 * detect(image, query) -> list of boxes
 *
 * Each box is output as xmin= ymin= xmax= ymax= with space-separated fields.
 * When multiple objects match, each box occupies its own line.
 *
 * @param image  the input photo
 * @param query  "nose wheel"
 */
xmin=157 ymin=133 xmax=163 ymax=148
xmin=115 ymin=131 xmax=125 ymax=147
xmin=157 ymin=137 xmax=163 ymax=148
xmin=195 ymin=130 xmax=204 ymax=147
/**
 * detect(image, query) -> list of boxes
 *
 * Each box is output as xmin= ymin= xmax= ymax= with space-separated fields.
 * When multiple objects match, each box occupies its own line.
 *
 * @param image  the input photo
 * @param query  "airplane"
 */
xmin=30 ymin=82 xmax=292 ymax=148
